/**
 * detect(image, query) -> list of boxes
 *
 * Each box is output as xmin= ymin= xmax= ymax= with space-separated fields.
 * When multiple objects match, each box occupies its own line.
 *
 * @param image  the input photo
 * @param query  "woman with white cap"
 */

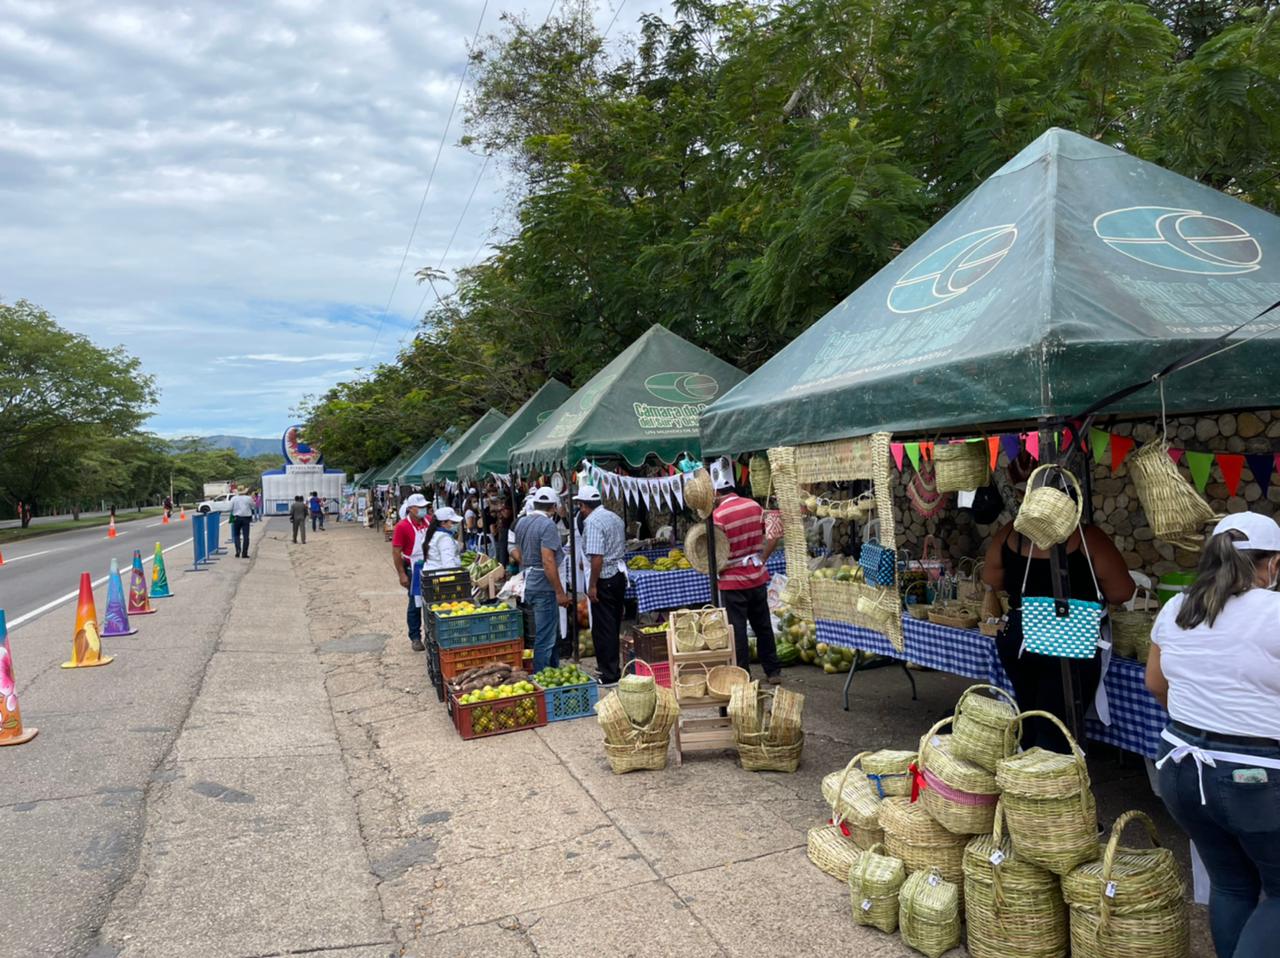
xmin=391 ymin=493 xmax=431 ymax=651
xmin=425 ymin=507 xmax=464 ymax=571
xmin=1147 ymin=512 xmax=1280 ymax=958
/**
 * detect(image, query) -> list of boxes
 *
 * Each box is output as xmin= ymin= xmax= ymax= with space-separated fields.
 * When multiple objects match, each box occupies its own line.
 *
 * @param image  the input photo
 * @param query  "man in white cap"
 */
xmin=710 ymin=457 xmax=783 ymax=683
xmin=575 ymin=484 xmax=627 ymax=684
xmin=512 ymin=486 xmax=570 ymax=671
xmin=391 ymin=493 xmax=431 ymax=651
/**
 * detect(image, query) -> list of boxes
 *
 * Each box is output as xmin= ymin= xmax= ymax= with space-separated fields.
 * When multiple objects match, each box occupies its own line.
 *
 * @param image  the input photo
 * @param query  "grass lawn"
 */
xmin=0 ymin=508 xmax=167 ymax=545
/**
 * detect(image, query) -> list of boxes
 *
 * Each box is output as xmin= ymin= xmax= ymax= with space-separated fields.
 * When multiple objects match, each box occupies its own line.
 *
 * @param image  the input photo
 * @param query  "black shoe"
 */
xmin=234 ymin=551 xmax=241 ymax=557
xmin=411 ymin=639 xmax=425 ymax=652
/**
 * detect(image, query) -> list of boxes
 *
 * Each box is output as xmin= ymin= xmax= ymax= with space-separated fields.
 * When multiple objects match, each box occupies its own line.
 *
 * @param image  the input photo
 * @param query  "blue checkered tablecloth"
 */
xmin=816 ymin=616 xmax=1168 ymax=759
xmin=631 ymin=554 xmax=787 ymax=613
xmin=626 ymin=546 xmax=677 ymax=562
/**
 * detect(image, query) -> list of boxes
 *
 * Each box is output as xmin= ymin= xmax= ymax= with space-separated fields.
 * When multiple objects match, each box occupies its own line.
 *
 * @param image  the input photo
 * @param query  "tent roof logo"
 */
xmin=887 ymin=224 xmax=1018 ymax=314
xmin=643 ymin=372 xmax=720 ymax=403
xmin=1094 ymin=206 xmax=1261 ymax=275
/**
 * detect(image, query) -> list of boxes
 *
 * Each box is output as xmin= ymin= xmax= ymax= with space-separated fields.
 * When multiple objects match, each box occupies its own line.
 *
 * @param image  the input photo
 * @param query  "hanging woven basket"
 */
xmin=1014 ymin=464 xmax=1084 ymax=551
xmin=935 ymin=438 xmax=990 ymax=493
xmin=1129 ymin=440 xmax=1217 ymax=551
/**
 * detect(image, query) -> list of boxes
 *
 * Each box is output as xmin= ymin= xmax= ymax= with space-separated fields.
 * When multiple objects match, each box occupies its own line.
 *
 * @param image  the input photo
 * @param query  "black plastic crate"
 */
xmin=423 ymin=567 xmax=470 ymax=602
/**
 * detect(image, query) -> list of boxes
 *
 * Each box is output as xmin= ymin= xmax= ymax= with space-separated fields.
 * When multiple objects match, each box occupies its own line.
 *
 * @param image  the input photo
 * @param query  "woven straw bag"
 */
xmin=616 ymin=670 xmax=658 ymax=726
xmin=1129 ymin=440 xmax=1217 ymax=551
xmin=729 ymin=681 xmax=805 ymax=772
xmin=935 ymin=439 xmax=990 ymax=493
xmin=996 ymin=709 xmax=1100 ymax=875
xmin=683 ymin=468 xmax=715 ymax=518
xmin=964 ymin=801 xmax=1068 ymax=958
xmin=952 ymin=684 xmax=1020 ymax=772
xmin=821 ymin=753 xmax=886 ymax=849
xmin=1062 ymin=810 xmax=1189 ymax=958
xmin=808 ymin=756 xmax=873 ymax=881
xmin=1111 ymin=588 xmax=1157 ymax=663
xmin=899 ymin=867 xmax=962 ymax=958
xmin=862 ymin=749 xmax=917 ymax=798
xmin=848 ymin=842 xmax=907 ymax=934
xmin=918 ymin=718 xmax=1001 ymax=836
xmin=878 ymin=797 xmax=968 ymax=890
xmin=749 ymin=453 xmax=771 ymax=498
xmin=669 ymin=609 xmax=705 ymax=653
xmin=1014 ymin=464 xmax=1083 ymax=550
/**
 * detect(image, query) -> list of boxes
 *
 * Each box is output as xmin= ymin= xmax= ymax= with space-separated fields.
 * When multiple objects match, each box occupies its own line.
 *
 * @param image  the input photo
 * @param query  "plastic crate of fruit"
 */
xmin=428 ymin=602 xmax=523 ymax=649
xmin=422 ymin=567 xmax=470 ymax=602
xmin=437 ymin=638 xmax=525 ymax=682
xmin=532 ymin=664 xmax=601 ymax=722
xmin=450 ymin=684 xmax=547 ymax=740
xmin=627 ymin=624 xmax=669 ymax=663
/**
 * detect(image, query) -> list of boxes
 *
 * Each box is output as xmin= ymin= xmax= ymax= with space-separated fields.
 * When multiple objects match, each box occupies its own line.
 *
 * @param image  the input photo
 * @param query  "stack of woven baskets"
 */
xmin=669 ymin=605 xmax=732 ymax=653
xmin=728 ymin=680 xmax=805 ymax=772
xmin=596 ymin=679 xmax=680 ymax=774
xmin=807 ymin=749 xmax=915 ymax=882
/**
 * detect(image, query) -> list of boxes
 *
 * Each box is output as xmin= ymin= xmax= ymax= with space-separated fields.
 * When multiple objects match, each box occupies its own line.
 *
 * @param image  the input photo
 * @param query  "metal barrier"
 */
xmin=191 ymin=513 xmax=208 ymax=571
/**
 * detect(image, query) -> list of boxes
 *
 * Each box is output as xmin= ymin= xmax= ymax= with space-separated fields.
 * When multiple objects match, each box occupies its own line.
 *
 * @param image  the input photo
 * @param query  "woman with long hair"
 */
xmin=1148 ymin=513 xmax=1280 ymax=958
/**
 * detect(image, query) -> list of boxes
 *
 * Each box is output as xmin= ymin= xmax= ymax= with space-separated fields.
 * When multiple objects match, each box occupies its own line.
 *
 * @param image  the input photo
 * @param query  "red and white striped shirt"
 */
xmin=713 ymin=493 xmax=769 ymax=591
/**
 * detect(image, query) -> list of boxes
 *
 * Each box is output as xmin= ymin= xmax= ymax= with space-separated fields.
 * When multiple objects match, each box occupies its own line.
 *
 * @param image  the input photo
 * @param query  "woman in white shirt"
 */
xmin=1147 ymin=512 xmax=1280 ymax=958
xmin=424 ymin=507 xmax=464 ymax=571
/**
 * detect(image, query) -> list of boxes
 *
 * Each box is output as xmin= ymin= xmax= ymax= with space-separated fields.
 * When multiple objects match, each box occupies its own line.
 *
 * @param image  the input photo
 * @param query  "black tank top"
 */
xmin=1001 ymin=531 xmax=1099 ymax=603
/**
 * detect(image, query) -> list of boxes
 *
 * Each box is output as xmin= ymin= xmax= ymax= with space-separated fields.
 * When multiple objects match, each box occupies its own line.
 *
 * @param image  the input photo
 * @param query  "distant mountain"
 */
xmin=171 ymin=435 xmax=280 ymax=458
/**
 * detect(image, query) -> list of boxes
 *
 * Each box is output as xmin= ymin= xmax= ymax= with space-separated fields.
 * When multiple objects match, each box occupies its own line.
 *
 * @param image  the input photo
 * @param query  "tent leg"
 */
xmin=1040 ymin=419 xmax=1083 ymax=744
xmin=567 ymin=468 xmax=580 ymax=664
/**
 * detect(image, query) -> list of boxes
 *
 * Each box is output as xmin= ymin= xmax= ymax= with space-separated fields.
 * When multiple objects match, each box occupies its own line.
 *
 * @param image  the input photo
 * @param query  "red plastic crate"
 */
xmin=450 ymin=687 xmax=548 ymax=740
xmin=629 ymin=658 xmax=671 ymax=689
xmin=438 ymin=638 xmax=526 ymax=683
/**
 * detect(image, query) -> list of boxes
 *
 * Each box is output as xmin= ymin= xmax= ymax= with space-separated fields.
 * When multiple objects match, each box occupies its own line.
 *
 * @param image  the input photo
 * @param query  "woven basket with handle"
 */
xmin=1061 ymin=810 xmax=1189 ymax=958
xmin=899 ymin=867 xmax=962 ymax=958
xmin=1014 ymin=464 xmax=1083 ymax=551
xmin=808 ymin=754 xmax=874 ymax=881
xmin=935 ymin=438 xmax=990 ymax=493
xmin=918 ymin=718 xmax=1001 ymax=836
xmin=673 ymin=662 xmax=708 ymax=700
xmin=848 ymin=842 xmax=906 ymax=934
xmin=821 ymin=752 xmax=886 ymax=849
xmin=878 ymin=796 xmax=968 ymax=890
xmin=964 ymin=800 xmax=1068 ymax=958
xmin=1129 ymin=440 xmax=1217 ymax=551
xmin=862 ymin=749 xmax=917 ymax=798
xmin=1111 ymin=587 xmax=1157 ymax=662
xmin=952 ymin=684 xmax=1021 ymax=772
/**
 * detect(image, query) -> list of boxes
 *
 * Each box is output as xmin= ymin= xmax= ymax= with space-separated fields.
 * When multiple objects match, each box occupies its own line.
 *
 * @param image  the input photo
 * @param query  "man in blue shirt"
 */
xmin=512 ymin=487 xmax=570 ymax=671
xmin=308 ymin=491 xmax=322 ymax=532
xmin=576 ymin=484 xmax=627 ymax=684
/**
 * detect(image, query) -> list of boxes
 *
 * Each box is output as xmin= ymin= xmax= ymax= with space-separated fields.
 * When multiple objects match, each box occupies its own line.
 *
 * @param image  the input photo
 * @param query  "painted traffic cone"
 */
xmin=179 ymin=506 xmax=187 ymax=521
xmin=127 ymin=549 xmax=155 ymax=615
xmin=61 ymin=573 xmax=113 ymax=669
xmin=107 ymin=516 xmax=117 ymax=539
xmin=149 ymin=542 xmax=173 ymax=599
xmin=101 ymin=559 xmax=136 ymax=637
xmin=0 ymin=610 xmax=38 ymax=746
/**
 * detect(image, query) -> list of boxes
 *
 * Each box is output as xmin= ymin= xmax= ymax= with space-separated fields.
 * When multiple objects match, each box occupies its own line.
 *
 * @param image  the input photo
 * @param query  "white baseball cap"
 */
xmin=573 ymin=484 xmax=601 ymax=504
xmin=403 ymin=493 xmax=428 ymax=510
xmin=1214 ymin=513 xmax=1280 ymax=552
xmin=529 ymin=487 xmax=560 ymax=506
xmin=434 ymin=506 xmax=463 ymax=523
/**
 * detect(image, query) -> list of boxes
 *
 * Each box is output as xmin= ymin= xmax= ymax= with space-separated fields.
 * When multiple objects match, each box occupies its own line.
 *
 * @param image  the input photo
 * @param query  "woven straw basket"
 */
xmin=669 ymin=609 xmax=705 ymax=653
xmin=808 ymin=755 xmax=872 ymax=881
xmin=918 ymin=718 xmax=1001 ymax=836
xmin=899 ymin=867 xmax=962 ymax=958
xmin=1111 ymin=588 xmax=1157 ymax=662
xmin=952 ymin=684 xmax=1020 ymax=772
xmin=699 ymin=605 xmax=732 ymax=650
xmin=1130 ymin=440 xmax=1217 ymax=551
xmin=730 ymin=681 xmax=805 ymax=772
xmin=683 ymin=468 xmax=715 ymax=517
xmin=749 ymin=453 xmax=771 ymax=499
xmin=820 ymin=753 xmax=886 ymax=849
xmin=706 ymin=664 xmax=748 ymax=699
xmin=1014 ymin=465 xmax=1083 ymax=551
xmin=616 ymin=670 xmax=658 ymax=726
xmin=673 ymin=663 xmax=707 ymax=700
xmin=964 ymin=801 xmax=1068 ymax=958
xmin=597 ymin=685 xmax=679 ymax=774
xmin=935 ymin=439 xmax=990 ymax=493
xmin=1062 ymin=810 xmax=1189 ymax=958
xmin=848 ymin=842 xmax=906 ymax=934
xmin=878 ymin=797 xmax=968 ymax=890
xmin=861 ymin=749 xmax=917 ymax=798
xmin=996 ymin=709 xmax=1100 ymax=875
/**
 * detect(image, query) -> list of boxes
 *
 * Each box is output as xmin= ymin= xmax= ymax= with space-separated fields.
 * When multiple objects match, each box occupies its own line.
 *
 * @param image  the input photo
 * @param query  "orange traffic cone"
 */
xmin=179 ymin=507 xmax=187 ymax=522
xmin=107 ymin=516 xmax=117 ymax=538
xmin=0 ymin=610 xmax=37 ymax=746
xmin=162 ymin=511 xmax=170 ymax=525
xmin=0 ymin=549 xmax=5 ymax=566
xmin=61 ymin=573 xmax=113 ymax=669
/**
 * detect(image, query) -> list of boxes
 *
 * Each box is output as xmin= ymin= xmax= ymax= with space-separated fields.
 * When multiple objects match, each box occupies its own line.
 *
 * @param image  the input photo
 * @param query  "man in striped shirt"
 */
xmin=710 ymin=458 xmax=783 ymax=684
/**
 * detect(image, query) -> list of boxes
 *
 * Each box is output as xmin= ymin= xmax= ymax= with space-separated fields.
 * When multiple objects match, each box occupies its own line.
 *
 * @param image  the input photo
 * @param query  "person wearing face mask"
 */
xmin=391 ymin=493 xmax=431 ymax=651
xmin=1146 ymin=513 xmax=1280 ymax=958
xmin=425 ymin=507 xmax=464 ymax=571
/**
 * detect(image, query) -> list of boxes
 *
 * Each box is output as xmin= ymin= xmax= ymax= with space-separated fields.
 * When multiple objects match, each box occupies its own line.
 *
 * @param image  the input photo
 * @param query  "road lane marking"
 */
xmin=7 ymin=538 xmax=193 ymax=630
xmin=1 ymin=549 xmax=57 ymax=564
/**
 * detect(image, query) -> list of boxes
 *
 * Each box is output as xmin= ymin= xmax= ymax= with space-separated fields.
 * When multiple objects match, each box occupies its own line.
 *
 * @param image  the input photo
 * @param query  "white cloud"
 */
xmin=0 ymin=0 xmax=659 ymax=438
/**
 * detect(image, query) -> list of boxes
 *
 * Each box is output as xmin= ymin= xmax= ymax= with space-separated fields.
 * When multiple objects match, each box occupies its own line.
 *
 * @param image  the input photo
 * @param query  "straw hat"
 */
xmin=684 ymin=523 xmax=730 ymax=574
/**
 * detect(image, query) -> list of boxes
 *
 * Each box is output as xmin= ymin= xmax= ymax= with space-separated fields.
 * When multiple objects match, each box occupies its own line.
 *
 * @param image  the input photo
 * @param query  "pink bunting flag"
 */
xmin=1022 ymin=432 xmax=1040 ymax=461
xmin=1168 ymin=447 xmax=1185 ymax=465
xmin=890 ymin=442 xmax=905 ymax=471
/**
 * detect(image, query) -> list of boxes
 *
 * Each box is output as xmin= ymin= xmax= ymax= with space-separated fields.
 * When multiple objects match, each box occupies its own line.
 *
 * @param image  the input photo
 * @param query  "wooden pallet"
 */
xmin=667 ymin=611 xmax=737 ymax=766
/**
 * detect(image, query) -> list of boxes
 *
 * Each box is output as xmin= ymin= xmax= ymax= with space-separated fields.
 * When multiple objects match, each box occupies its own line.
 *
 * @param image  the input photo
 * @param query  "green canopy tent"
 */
xmin=701 ymin=128 xmax=1280 ymax=456
xmin=510 ymin=325 xmax=747 ymax=473
xmin=368 ymin=452 xmax=411 ymax=488
xmin=422 ymin=409 xmax=508 ymax=486
xmin=397 ymin=434 xmax=453 ymax=488
xmin=456 ymin=380 xmax=573 ymax=484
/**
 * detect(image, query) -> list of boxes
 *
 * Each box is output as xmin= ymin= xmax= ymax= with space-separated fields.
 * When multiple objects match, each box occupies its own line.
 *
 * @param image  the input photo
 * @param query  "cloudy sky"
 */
xmin=0 ymin=0 xmax=651 ymax=439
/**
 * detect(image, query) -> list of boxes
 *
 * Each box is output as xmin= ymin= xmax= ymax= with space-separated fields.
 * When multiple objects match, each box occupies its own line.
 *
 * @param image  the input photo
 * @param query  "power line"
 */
xmin=366 ymin=0 xmax=491 ymax=363
xmin=603 ymin=0 xmax=626 ymax=38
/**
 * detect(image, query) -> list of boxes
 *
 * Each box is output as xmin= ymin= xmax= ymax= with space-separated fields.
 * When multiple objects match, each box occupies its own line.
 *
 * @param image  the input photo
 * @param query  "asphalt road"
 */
xmin=0 ymin=514 xmax=239 ymax=630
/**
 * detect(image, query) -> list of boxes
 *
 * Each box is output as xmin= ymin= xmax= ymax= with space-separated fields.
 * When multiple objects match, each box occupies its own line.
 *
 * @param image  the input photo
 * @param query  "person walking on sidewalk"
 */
xmin=1146 ymin=512 xmax=1280 ymax=958
xmin=576 ymin=485 xmax=627 ymax=685
xmin=512 ymin=487 xmax=570 ymax=671
xmin=710 ymin=457 xmax=783 ymax=684
xmin=252 ymin=491 xmax=262 ymax=522
xmin=229 ymin=489 xmax=254 ymax=558
xmin=289 ymin=495 xmax=309 ymax=544
xmin=309 ymin=491 xmax=323 ymax=532
xmin=392 ymin=493 xmax=431 ymax=651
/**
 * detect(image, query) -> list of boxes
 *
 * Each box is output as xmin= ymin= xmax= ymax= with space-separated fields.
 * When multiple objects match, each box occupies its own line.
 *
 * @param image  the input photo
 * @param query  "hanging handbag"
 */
xmin=860 ymin=541 xmax=897 ymax=588
xmin=1017 ymin=530 xmax=1104 ymax=660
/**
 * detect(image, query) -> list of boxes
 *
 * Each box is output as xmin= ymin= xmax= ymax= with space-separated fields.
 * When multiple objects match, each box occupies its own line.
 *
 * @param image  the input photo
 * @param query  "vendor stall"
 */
xmin=630 ymin=553 xmax=787 ymax=615
xmin=422 ymin=409 xmax=508 ymax=489
xmin=455 ymin=380 xmax=572 ymax=485
xmin=397 ymin=433 xmax=453 ymax=490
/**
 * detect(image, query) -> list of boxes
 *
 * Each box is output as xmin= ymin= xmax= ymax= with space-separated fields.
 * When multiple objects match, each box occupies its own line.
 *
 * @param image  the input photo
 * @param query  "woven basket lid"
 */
xmin=685 ymin=522 xmax=730 ymax=574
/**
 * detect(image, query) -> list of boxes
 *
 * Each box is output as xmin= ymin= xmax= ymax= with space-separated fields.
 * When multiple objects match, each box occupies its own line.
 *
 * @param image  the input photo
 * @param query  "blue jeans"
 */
xmin=1157 ymin=725 xmax=1280 ymax=958
xmin=526 ymin=590 xmax=560 ymax=672
xmin=406 ymin=591 xmax=423 ymax=647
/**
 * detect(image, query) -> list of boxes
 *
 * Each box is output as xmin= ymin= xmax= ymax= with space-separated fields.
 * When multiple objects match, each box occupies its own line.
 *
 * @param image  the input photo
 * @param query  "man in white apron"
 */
xmin=391 ymin=493 xmax=431 ymax=651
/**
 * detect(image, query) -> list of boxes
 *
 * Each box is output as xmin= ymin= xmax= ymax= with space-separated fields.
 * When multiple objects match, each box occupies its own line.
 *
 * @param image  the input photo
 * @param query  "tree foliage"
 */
xmin=305 ymin=0 xmax=1280 ymax=474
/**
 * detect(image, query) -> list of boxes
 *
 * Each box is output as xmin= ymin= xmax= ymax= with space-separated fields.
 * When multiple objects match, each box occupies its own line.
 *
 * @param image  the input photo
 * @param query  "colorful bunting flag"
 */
xmin=1246 ymin=455 xmax=1274 ymax=497
xmin=1110 ymin=435 xmax=1135 ymax=474
xmin=921 ymin=442 xmax=934 ymax=461
xmin=1024 ymin=432 xmax=1040 ymax=461
xmin=1185 ymin=451 xmax=1214 ymax=493
xmin=1168 ymin=447 xmax=1185 ymax=465
xmin=904 ymin=442 xmax=921 ymax=470
xmin=1089 ymin=428 xmax=1110 ymax=465
xmin=1000 ymin=433 xmax=1021 ymax=465
xmin=1218 ymin=454 xmax=1245 ymax=497
xmin=987 ymin=436 xmax=1000 ymax=471
xmin=890 ymin=442 xmax=905 ymax=472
